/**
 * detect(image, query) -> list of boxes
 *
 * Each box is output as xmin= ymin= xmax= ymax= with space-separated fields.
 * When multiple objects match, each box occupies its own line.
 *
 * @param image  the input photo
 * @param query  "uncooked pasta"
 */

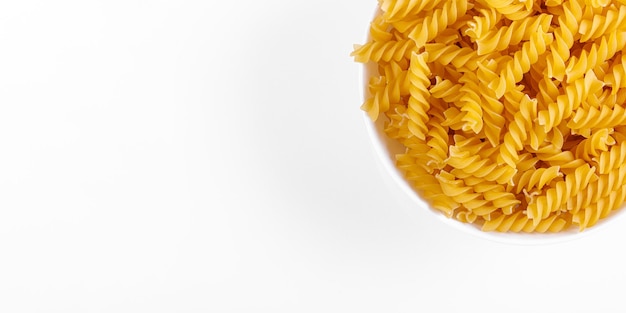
xmin=352 ymin=0 xmax=626 ymax=232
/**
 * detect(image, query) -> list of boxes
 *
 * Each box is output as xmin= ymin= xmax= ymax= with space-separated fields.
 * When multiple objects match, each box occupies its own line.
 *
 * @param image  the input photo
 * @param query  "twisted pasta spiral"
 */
xmin=430 ymin=76 xmax=463 ymax=102
xmin=447 ymin=144 xmax=517 ymax=185
xmin=537 ymin=70 xmax=603 ymax=132
xmin=482 ymin=210 xmax=570 ymax=232
xmin=498 ymin=94 xmax=537 ymax=167
xmin=369 ymin=14 xmax=394 ymax=42
xmin=436 ymin=171 xmax=520 ymax=218
xmin=407 ymin=52 xmax=432 ymax=140
xmin=380 ymin=0 xmax=448 ymax=23
xmin=565 ymin=31 xmax=626 ymax=83
xmin=425 ymin=43 xmax=491 ymax=72
xmin=569 ymin=104 xmax=626 ymax=130
xmin=604 ymin=53 xmax=626 ymax=92
xmin=476 ymin=60 xmax=507 ymax=146
xmin=465 ymin=8 xmax=501 ymax=40
xmin=481 ymin=0 xmax=533 ymax=21
xmin=407 ymin=0 xmax=469 ymax=47
xmin=573 ymin=184 xmax=626 ymax=229
xmin=594 ymin=140 xmax=626 ymax=174
xmin=574 ymin=128 xmax=616 ymax=161
xmin=490 ymin=30 xmax=554 ymax=97
xmin=545 ymin=0 xmax=584 ymax=80
xmin=475 ymin=14 xmax=553 ymax=55
xmin=383 ymin=105 xmax=412 ymax=141
xmin=458 ymin=72 xmax=485 ymax=133
xmin=396 ymin=153 xmax=460 ymax=217
xmin=361 ymin=62 xmax=411 ymax=121
xmin=435 ymin=170 xmax=478 ymax=210
xmin=563 ymin=165 xmax=626 ymax=228
xmin=473 ymin=183 xmax=520 ymax=216
xmin=514 ymin=166 xmax=564 ymax=194
xmin=526 ymin=164 xmax=598 ymax=224
xmin=352 ymin=39 xmax=415 ymax=63
xmin=536 ymin=151 xmax=587 ymax=173
xmin=360 ymin=76 xmax=386 ymax=121
xmin=424 ymin=106 xmax=450 ymax=168
xmin=578 ymin=4 xmax=626 ymax=42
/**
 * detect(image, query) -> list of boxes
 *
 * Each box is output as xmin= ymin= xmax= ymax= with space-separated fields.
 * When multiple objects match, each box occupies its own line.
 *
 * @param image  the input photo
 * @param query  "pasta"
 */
xmin=352 ymin=0 xmax=626 ymax=232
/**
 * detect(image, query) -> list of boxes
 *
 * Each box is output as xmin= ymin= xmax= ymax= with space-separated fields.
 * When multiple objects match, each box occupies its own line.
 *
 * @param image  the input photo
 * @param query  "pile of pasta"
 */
xmin=352 ymin=0 xmax=626 ymax=232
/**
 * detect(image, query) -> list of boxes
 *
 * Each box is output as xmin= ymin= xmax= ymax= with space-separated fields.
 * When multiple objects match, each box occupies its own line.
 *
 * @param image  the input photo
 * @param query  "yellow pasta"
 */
xmin=407 ymin=0 xmax=470 ymax=47
xmin=407 ymin=52 xmax=432 ymax=140
xmin=352 ymin=0 xmax=626 ymax=232
xmin=475 ymin=14 xmax=553 ymax=55
xmin=514 ymin=166 xmax=563 ymax=193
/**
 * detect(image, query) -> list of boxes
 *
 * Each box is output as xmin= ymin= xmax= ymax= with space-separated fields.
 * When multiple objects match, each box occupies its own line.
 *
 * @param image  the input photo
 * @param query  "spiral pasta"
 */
xmin=490 ymin=29 xmax=554 ymax=97
xmin=514 ymin=166 xmax=564 ymax=193
xmin=475 ymin=14 xmax=553 ymax=55
xmin=594 ymin=140 xmax=626 ymax=174
xmin=482 ymin=0 xmax=534 ymax=20
xmin=466 ymin=8 xmax=501 ymax=40
xmin=544 ymin=0 xmax=584 ymax=81
xmin=526 ymin=164 xmax=598 ymax=224
xmin=573 ymin=128 xmax=616 ymax=161
xmin=380 ymin=0 xmax=448 ymax=23
xmin=352 ymin=0 xmax=626 ymax=232
xmin=407 ymin=0 xmax=470 ymax=47
xmin=407 ymin=52 xmax=432 ymax=140
xmin=425 ymin=44 xmax=493 ymax=72
xmin=352 ymin=39 xmax=415 ymax=63
xmin=565 ymin=31 xmax=626 ymax=83
xmin=447 ymin=140 xmax=517 ymax=184
xmin=537 ymin=70 xmax=603 ymax=132
xmin=578 ymin=4 xmax=626 ymax=42
xmin=498 ymin=94 xmax=537 ymax=167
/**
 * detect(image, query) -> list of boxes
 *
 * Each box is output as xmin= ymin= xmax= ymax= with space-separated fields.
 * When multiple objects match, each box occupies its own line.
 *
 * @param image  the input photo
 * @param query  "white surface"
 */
xmin=0 ymin=1 xmax=624 ymax=312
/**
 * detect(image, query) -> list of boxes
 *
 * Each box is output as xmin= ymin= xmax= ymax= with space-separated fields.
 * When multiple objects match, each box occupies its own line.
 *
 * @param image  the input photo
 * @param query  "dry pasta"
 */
xmin=352 ymin=0 xmax=626 ymax=232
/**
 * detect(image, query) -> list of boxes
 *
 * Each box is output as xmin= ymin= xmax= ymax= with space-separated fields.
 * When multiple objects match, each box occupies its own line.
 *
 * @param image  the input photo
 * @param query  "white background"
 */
xmin=0 ymin=0 xmax=624 ymax=312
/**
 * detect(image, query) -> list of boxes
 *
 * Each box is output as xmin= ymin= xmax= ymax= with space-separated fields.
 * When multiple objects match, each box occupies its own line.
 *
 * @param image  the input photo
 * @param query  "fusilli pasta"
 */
xmin=352 ymin=0 xmax=626 ymax=232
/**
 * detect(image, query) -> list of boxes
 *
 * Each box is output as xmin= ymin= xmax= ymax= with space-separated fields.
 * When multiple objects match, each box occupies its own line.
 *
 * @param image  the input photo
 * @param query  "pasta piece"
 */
xmin=483 ymin=210 xmax=571 ymax=232
xmin=489 ymin=29 xmax=553 ymax=97
xmin=351 ymin=39 xmax=415 ymax=63
xmin=447 ymin=145 xmax=517 ymax=184
xmin=537 ymin=70 xmax=604 ymax=132
xmin=476 ymin=60 xmax=507 ymax=146
xmin=369 ymin=14 xmax=394 ymax=42
xmin=578 ymin=4 xmax=626 ymax=42
xmin=424 ymin=106 xmax=450 ymax=169
xmin=481 ymin=0 xmax=534 ymax=21
xmin=465 ymin=8 xmax=501 ymax=40
xmin=498 ymin=94 xmax=537 ymax=167
xmin=604 ymin=53 xmax=626 ymax=93
xmin=594 ymin=140 xmax=626 ymax=174
xmin=573 ymin=128 xmax=616 ymax=161
xmin=526 ymin=164 xmax=598 ymax=225
xmin=407 ymin=0 xmax=469 ymax=47
xmin=425 ymin=43 xmax=494 ymax=72
xmin=406 ymin=52 xmax=432 ymax=140
xmin=457 ymin=72 xmax=485 ymax=133
xmin=475 ymin=14 xmax=553 ymax=55
xmin=544 ymin=0 xmax=584 ymax=80
xmin=514 ymin=166 xmax=564 ymax=194
xmin=380 ymin=0 xmax=448 ymax=23
xmin=565 ymin=31 xmax=626 ymax=83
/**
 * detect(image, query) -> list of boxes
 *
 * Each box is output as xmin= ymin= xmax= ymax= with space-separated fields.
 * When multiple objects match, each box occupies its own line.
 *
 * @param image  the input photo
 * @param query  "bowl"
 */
xmin=358 ymin=54 xmax=626 ymax=245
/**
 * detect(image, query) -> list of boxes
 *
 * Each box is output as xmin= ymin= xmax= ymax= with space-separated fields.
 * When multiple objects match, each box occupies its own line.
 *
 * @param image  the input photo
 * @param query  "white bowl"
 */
xmin=359 ymin=61 xmax=626 ymax=245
